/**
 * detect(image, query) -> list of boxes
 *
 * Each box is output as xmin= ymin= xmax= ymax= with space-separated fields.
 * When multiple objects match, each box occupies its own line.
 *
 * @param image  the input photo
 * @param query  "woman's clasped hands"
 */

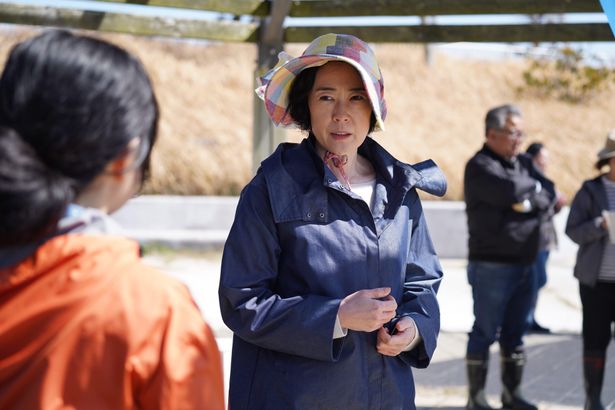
xmin=338 ymin=287 xmax=416 ymax=356
xmin=338 ymin=287 xmax=396 ymax=332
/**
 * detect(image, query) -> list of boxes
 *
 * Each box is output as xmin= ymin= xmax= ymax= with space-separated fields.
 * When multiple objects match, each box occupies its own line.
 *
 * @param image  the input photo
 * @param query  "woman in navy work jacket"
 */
xmin=219 ymin=33 xmax=446 ymax=409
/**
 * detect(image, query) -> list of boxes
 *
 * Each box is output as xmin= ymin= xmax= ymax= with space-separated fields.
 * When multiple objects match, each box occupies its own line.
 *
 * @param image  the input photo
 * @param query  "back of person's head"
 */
xmin=0 ymin=29 xmax=158 ymax=246
xmin=485 ymin=104 xmax=521 ymax=136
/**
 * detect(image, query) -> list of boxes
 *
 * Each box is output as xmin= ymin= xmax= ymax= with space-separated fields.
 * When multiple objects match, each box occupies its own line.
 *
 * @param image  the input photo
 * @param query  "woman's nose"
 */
xmin=332 ymin=101 xmax=350 ymax=122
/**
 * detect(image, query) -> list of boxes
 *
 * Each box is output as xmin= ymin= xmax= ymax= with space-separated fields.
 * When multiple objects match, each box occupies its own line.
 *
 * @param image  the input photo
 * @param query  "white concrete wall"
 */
xmin=112 ymin=195 xmax=239 ymax=249
xmin=421 ymin=201 xmax=467 ymax=259
xmin=111 ymin=195 xmax=578 ymax=261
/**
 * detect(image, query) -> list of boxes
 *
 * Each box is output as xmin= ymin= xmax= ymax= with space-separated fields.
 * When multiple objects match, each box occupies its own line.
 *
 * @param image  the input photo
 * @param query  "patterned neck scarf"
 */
xmin=324 ymin=151 xmax=351 ymax=189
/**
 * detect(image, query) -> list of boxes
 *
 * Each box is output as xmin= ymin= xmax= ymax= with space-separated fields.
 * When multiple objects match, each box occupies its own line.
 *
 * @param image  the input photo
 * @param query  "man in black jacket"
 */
xmin=464 ymin=104 xmax=555 ymax=410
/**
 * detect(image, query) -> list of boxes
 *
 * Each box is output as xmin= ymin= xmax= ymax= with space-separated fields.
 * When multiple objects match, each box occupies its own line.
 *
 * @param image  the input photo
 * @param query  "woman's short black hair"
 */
xmin=0 ymin=29 xmax=159 ymax=246
xmin=526 ymin=142 xmax=544 ymax=158
xmin=287 ymin=64 xmax=377 ymax=134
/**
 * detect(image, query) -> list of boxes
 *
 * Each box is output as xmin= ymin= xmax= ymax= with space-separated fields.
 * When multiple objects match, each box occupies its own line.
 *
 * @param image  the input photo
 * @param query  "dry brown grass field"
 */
xmin=1 ymin=26 xmax=614 ymax=200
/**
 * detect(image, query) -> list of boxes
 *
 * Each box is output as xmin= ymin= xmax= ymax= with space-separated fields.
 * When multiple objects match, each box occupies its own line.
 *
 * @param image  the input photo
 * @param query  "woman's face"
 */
xmin=533 ymin=148 xmax=549 ymax=172
xmin=106 ymin=140 xmax=145 ymax=214
xmin=76 ymin=137 xmax=144 ymax=215
xmin=307 ymin=62 xmax=372 ymax=156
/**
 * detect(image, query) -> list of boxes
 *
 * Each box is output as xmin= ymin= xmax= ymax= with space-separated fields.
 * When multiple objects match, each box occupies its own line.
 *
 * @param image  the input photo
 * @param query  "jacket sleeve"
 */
xmin=218 ymin=178 xmax=343 ymax=362
xmin=566 ymin=183 xmax=607 ymax=245
xmin=137 ymin=281 xmax=225 ymax=410
xmin=527 ymin=157 xmax=557 ymax=213
xmin=465 ymin=154 xmax=545 ymax=209
xmin=397 ymin=194 xmax=442 ymax=369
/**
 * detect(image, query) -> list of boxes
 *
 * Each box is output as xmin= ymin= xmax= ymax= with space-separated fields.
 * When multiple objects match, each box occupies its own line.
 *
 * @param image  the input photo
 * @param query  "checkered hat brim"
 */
xmin=256 ymin=33 xmax=387 ymax=132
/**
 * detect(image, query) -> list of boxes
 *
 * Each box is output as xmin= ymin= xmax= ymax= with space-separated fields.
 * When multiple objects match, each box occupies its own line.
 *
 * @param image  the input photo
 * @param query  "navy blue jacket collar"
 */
xmin=259 ymin=136 xmax=446 ymax=224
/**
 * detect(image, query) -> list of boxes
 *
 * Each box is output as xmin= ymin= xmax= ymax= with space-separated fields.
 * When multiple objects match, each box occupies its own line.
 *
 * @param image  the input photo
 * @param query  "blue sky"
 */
xmin=3 ymin=0 xmax=614 ymax=62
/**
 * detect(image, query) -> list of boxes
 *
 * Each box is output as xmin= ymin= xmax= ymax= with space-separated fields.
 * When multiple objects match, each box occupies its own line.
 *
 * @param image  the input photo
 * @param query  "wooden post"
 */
xmin=252 ymin=0 xmax=290 ymax=174
xmin=421 ymin=16 xmax=433 ymax=66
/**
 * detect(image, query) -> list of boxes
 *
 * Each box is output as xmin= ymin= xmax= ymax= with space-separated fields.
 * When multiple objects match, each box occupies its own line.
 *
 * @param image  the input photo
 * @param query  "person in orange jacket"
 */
xmin=0 ymin=30 xmax=224 ymax=409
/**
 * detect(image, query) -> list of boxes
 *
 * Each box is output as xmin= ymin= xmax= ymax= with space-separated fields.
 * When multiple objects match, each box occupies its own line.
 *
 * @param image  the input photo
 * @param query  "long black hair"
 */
xmin=0 ymin=30 xmax=159 ymax=246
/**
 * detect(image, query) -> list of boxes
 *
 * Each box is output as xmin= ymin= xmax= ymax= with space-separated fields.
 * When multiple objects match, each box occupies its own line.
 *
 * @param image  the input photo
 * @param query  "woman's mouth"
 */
xmin=330 ymin=131 xmax=351 ymax=140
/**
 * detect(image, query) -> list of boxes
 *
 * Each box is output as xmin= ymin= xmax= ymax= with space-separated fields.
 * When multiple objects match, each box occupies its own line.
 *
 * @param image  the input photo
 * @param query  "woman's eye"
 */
xmin=351 ymin=94 xmax=366 ymax=101
xmin=319 ymin=95 xmax=333 ymax=101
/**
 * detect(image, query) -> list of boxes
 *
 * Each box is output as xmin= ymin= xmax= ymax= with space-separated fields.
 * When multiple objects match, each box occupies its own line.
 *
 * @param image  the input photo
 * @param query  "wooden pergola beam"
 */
xmin=0 ymin=3 xmax=259 ymax=42
xmin=286 ymin=23 xmax=613 ymax=43
xmin=89 ymin=0 xmax=602 ymax=17
xmin=91 ymin=0 xmax=269 ymax=16
xmin=1 ymin=4 xmax=610 ymax=44
xmin=289 ymin=0 xmax=602 ymax=17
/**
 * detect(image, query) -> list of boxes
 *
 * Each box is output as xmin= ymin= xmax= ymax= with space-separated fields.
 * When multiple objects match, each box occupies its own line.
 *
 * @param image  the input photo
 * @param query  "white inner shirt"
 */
xmin=351 ymin=179 xmax=377 ymax=210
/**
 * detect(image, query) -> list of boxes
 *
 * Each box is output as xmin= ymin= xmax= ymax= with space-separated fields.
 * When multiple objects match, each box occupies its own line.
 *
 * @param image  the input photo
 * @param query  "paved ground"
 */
xmin=143 ymin=252 xmax=615 ymax=409
xmin=414 ymin=332 xmax=615 ymax=410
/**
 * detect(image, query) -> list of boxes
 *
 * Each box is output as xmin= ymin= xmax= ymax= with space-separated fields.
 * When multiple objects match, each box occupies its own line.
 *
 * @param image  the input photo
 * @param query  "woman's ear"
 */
xmin=103 ymin=137 xmax=141 ymax=179
xmin=78 ymin=137 xmax=143 ymax=214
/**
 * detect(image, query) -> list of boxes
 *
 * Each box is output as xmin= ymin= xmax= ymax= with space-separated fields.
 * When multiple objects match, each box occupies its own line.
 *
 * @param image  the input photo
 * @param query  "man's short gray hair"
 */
xmin=485 ymin=104 xmax=522 ymax=136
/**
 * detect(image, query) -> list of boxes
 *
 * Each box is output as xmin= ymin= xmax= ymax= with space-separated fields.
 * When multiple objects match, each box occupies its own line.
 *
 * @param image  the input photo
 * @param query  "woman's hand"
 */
xmin=338 ymin=287 xmax=397 ymax=332
xmin=601 ymin=210 xmax=610 ymax=230
xmin=376 ymin=316 xmax=417 ymax=357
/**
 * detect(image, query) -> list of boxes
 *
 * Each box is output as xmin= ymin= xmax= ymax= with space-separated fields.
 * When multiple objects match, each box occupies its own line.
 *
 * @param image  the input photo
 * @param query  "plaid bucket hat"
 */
xmin=256 ymin=33 xmax=387 ymax=132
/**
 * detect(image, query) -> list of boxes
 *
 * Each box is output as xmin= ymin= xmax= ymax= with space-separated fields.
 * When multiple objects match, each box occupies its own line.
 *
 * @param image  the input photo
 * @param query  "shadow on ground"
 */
xmin=413 ymin=333 xmax=615 ymax=408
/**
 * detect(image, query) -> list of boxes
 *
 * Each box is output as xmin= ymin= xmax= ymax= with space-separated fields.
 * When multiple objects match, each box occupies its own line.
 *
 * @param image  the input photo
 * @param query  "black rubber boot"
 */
xmin=583 ymin=351 xmax=605 ymax=410
xmin=466 ymin=353 xmax=494 ymax=410
xmin=500 ymin=348 xmax=537 ymax=410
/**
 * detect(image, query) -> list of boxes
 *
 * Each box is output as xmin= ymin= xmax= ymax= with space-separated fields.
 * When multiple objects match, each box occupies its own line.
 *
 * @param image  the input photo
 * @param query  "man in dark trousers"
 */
xmin=464 ymin=104 xmax=555 ymax=410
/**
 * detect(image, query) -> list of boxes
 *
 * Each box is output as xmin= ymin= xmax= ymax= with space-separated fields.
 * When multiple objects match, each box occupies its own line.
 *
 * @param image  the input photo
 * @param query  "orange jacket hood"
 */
xmin=0 ymin=234 xmax=224 ymax=409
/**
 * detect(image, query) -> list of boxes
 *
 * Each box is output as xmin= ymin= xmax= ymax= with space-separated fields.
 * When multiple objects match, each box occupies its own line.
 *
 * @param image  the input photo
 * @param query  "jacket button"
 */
xmin=306 ymin=212 xmax=312 ymax=218
xmin=319 ymin=212 xmax=325 ymax=218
